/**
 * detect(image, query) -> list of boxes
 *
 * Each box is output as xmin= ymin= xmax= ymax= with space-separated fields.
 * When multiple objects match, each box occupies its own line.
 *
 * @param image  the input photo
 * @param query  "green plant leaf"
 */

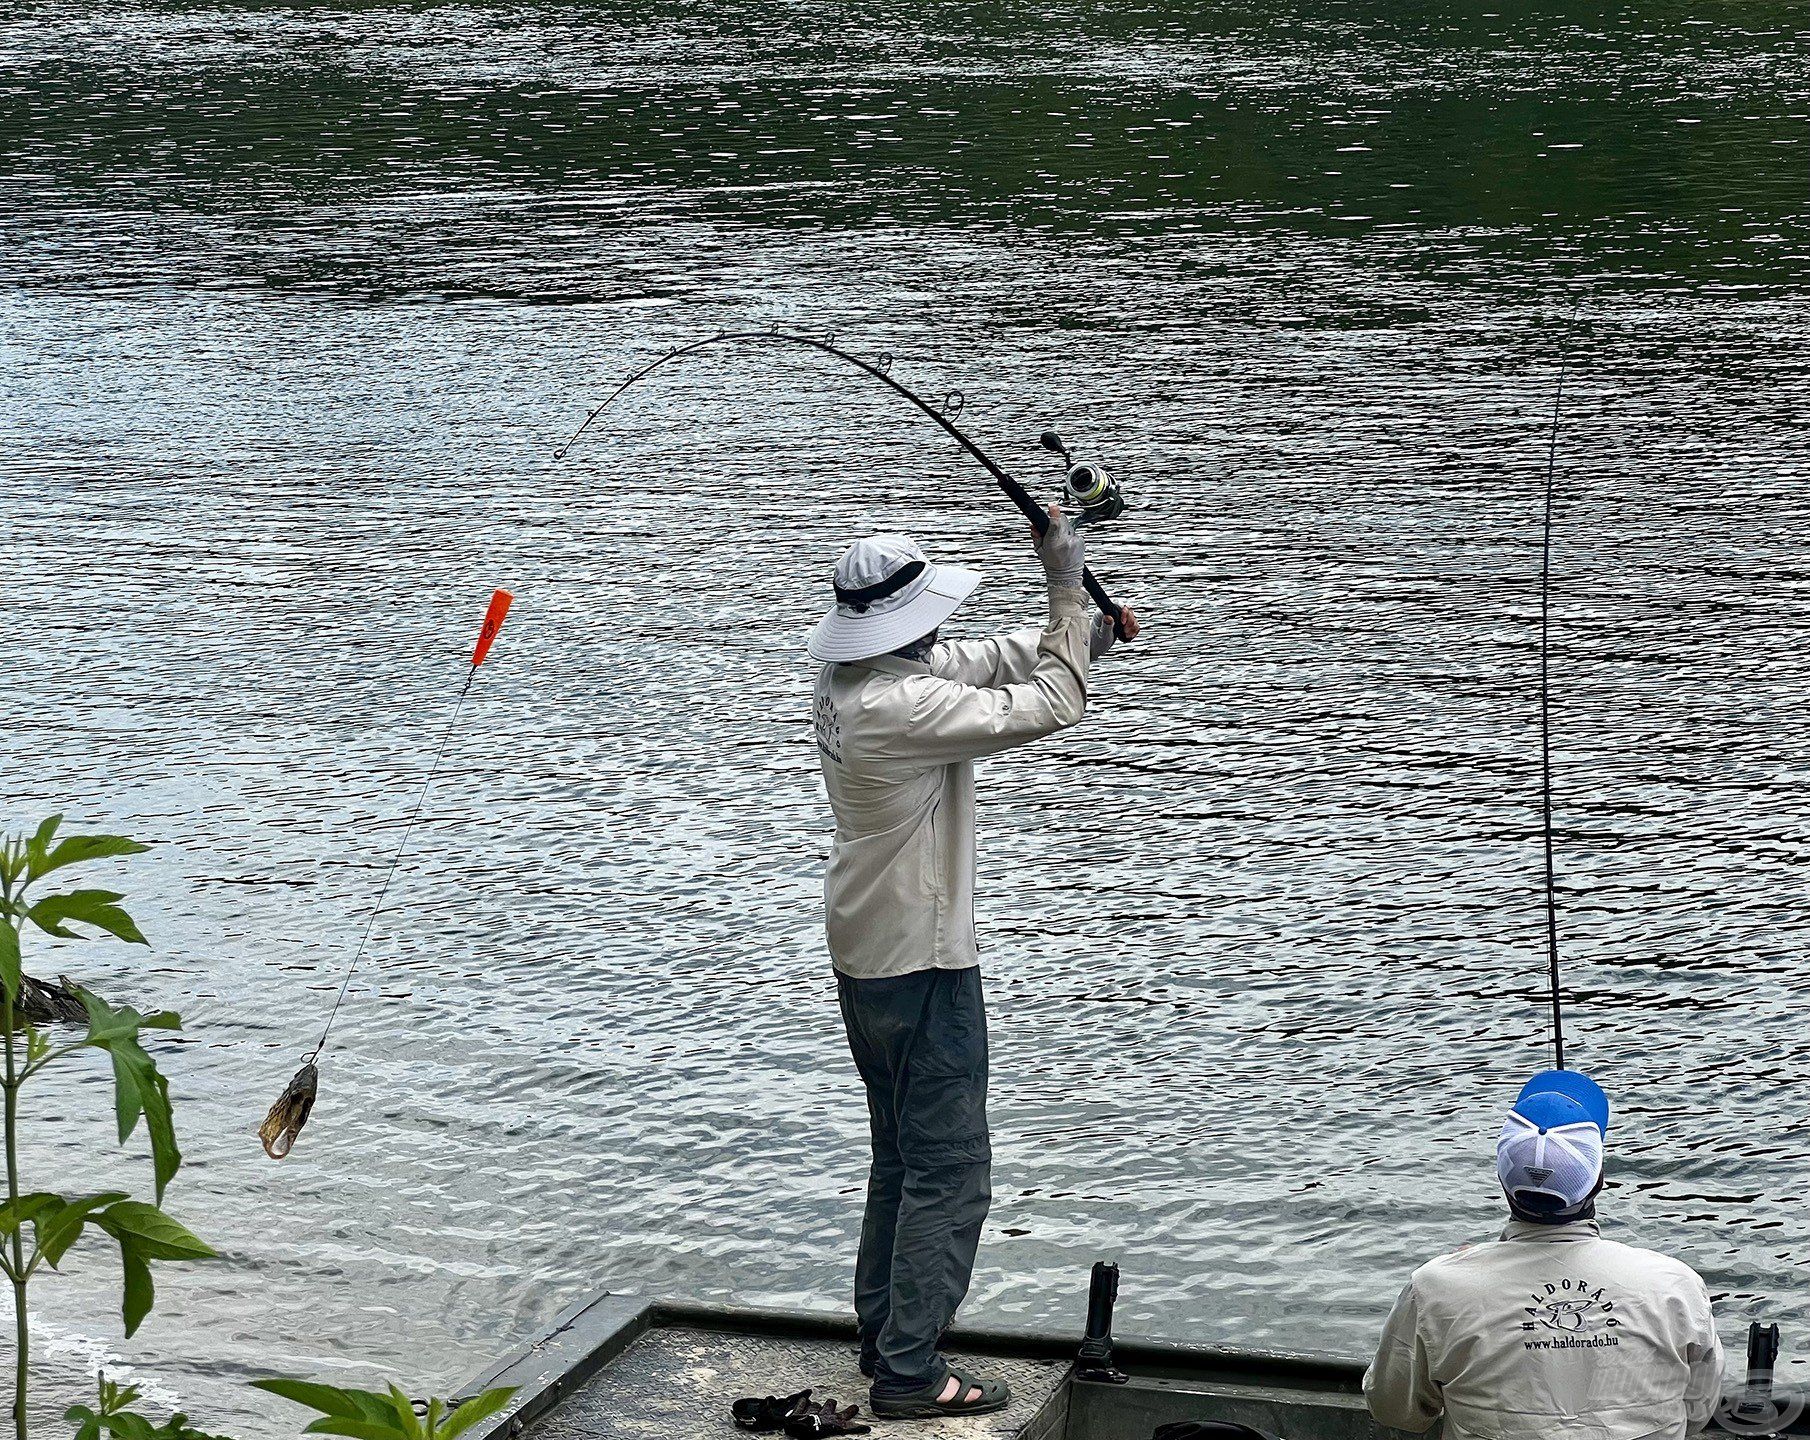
xmin=24 ymin=815 xmax=63 ymax=875
xmin=0 ymin=1191 xmax=61 ymax=1235
xmin=99 ymin=1376 xmax=144 ymax=1415
xmin=0 ymin=920 xmax=18 ymax=1002
xmin=250 ymin=1381 xmax=397 ymax=1424
xmin=78 ymin=990 xmax=181 ymax=1046
xmin=440 ymin=1389 xmax=516 ymax=1438
xmin=97 ymin=1201 xmax=215 ymax=1262
xmin=33 ymin=1191 xmax=129 ymax=1267
xmin=112 ymin=1380 xmax=145 ymax=1415
xmin=64 ymin=1402 xmax=104 ymax=1440
xmin=30 ymin=834 xmax=150 ymax=883
xmin=27 ymin=889 xmax=147 ymax=945
xmin=300 ymin=1421 xmax=412 ymax=1440
xmin=85 ymin=1203 xmax=214 ymax=1336
xmin=74 ymin=987 xmax=183 ymax=1200
xmin=119 ymin=1239 xmax=155 ymax=1337
xmin=386 ymin=1385 xmax=424 ymax=1440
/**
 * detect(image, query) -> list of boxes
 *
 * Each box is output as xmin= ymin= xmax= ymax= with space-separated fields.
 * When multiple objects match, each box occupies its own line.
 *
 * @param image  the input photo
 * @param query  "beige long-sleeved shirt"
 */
xmin=812 ymin=586 xmax=1092 ymax=979
xmin=1365 ymin=1219 xmax=1725 ymax=1440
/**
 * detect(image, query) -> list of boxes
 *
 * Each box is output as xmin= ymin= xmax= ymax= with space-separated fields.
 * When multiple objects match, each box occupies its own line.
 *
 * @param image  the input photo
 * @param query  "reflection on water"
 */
xmin=3 ymin=2 xmax=1808 ymax=1433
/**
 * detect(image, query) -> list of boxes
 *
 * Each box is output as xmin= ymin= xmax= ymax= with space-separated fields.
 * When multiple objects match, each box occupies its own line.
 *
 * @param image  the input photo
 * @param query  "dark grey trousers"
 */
xmin=836 ymin=964 xmax=991 ymax=1395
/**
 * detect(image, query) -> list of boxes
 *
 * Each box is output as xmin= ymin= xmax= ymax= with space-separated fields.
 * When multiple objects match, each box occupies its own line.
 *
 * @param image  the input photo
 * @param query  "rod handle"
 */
xmin=1734 ymin=1321 xmax=1782 ymax=1420
xmin=1084 ymin=1259 xmax=1119 ymax=1341
xmin=997 ymin=474 xmax=1128 ymax=639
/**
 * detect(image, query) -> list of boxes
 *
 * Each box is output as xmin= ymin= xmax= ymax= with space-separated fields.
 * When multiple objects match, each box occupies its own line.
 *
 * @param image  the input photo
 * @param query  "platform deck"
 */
xmin=528 ymin=1325 xmax=1068 ymax=1439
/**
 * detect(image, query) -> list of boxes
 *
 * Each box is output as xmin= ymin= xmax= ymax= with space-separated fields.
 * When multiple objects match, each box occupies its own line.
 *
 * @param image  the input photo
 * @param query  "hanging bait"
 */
xmin=259 ymin=588 xmax=515 ymax=1160
xmin=258 ymin=1060 xmax=316 ymax=1160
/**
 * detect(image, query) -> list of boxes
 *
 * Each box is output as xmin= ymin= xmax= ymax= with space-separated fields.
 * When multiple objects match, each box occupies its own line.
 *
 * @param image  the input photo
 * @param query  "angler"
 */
xmin=808 ymin=506 xmax=1140 ymax=1420
xmin=1364 ymin=1068 xmax=1724 ymax=1440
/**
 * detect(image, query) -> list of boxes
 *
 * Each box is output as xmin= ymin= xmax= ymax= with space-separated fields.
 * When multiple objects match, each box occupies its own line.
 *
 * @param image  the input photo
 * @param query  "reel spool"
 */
xmin=1041 ymin=430 xmax=1127 ymax=527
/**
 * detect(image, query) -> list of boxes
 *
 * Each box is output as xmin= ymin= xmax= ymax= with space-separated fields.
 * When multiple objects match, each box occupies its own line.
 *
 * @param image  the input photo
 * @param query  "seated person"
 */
xmin=1364 ymin=1069 xmax=1724 ymax=1439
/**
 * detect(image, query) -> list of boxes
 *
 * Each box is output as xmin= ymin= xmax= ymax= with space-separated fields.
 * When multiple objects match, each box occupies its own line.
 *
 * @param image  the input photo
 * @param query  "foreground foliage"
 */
xmin=2 ymin=816 xmax=515 ymax=1440
xmin=0 ymin=818 xmax=213 ymax=1440
xmin=67 ymin=1377 xmax=230 ymax=1440
xmin=253 ymin=1381 xmax=516 ymax=1440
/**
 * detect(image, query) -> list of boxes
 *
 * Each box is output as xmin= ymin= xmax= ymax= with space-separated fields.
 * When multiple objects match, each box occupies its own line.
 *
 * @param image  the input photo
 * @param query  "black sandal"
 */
xmin=869 ymin=1367 xmax=1009 ymax=1418
xmin=783 ymin=1397 xmax=871 ymax=1437
xmin=731 ymin=1389 xmax=813 ymax=1432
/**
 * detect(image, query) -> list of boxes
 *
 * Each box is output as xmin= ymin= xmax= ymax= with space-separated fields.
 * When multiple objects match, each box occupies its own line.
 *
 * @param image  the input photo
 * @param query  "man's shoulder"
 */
xmin=1409 ymin=1229 xmax=1706 ymax=1291
xmin=816 ymin=664 xmax=952 ymax=766
xmin=1409 ymin=1238 xmax=1495 ymax=1285
xmin=829 ymin=661 xmax=972 ymax=708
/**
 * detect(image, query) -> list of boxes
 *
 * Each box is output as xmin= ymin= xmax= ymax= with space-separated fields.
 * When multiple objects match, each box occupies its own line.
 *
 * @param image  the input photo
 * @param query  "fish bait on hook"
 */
xmin=257 ymin=588 xmax=514 ymax=1160
xmin=259 ymin=1060 xmax=317 ymax=1159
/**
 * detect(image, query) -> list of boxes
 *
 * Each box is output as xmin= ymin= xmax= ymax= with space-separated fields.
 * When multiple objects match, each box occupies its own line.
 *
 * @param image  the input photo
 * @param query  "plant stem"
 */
xmin=4 ymin=965 xmax=27 ymax=1440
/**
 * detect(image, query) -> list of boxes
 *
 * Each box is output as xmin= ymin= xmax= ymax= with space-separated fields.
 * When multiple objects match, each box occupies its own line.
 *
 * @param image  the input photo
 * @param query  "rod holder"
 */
xmin=1075 ymin=1260 xmax=1129 ymax=1384
xmin=1733 ymin=1321 xmax=1782 ymax=1421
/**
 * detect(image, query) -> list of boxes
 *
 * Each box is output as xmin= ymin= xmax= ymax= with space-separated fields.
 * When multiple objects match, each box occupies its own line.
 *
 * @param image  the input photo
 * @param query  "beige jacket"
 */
xmin=1365 ymin=1219 xmax=1724 ymax=1440
xmin=813 ymin=586 xmax=1093 ymax=979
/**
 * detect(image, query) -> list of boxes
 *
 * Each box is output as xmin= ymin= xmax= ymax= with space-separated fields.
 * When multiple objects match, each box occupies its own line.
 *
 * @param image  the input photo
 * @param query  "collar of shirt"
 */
xmin=847 ymin=655 xmax=932 ymax=677
xmin=1499 ymin=1217 xmax=1602 ymax=1243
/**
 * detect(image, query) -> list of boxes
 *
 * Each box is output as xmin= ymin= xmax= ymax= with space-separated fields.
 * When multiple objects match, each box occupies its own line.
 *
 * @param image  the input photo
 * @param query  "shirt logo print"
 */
xmin=815 ymin=693 xmax=843 ymax=764
xmin=1523 ymin=1279 xmax=1620 ymax=1335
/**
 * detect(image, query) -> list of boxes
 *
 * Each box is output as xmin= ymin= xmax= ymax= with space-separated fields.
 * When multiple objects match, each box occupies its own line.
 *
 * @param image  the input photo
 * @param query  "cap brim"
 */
xmin=809 ymin=564 xmax=981 ymax=663
xmin=1517 ymin=1069 xmax=1610 ymax=1135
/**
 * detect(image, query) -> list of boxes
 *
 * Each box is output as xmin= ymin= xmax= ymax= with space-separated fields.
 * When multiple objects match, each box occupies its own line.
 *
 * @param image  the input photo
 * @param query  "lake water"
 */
xmin=4 ymin=2 xmax=1808 ymax=1432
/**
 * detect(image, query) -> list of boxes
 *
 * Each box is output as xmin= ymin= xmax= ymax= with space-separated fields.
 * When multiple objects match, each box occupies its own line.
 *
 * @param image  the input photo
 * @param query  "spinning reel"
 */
xmin=1041 ymin=430 xmax=1127 ymax=527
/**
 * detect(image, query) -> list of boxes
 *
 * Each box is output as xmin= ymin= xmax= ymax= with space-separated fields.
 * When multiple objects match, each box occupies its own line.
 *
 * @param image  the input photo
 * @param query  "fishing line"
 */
xmin=1539 ymin=305 xmax=1580 ymax=1071
xmin=259 ymin=588 xmax=514 ymax=1159
xmin=555 ymin=328 xmax=1132 ymax=637
xmin=305 ymin=665 xmax=478 ymax=1064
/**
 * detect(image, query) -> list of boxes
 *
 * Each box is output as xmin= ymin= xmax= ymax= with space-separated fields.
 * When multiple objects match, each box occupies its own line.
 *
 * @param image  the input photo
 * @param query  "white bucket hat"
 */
xmin=808 ymin=534 xmax=981 ymax=663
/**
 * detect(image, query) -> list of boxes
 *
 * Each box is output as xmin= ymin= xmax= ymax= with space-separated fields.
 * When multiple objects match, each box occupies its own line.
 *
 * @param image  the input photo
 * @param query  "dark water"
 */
xmin=4 ymin=2 xmax=1809 ymax=1432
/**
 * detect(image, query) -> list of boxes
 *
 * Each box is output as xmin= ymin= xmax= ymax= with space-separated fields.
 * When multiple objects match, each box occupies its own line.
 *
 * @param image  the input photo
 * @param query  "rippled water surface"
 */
xmin=4 ymin=2 xmax=1809 ymax=1431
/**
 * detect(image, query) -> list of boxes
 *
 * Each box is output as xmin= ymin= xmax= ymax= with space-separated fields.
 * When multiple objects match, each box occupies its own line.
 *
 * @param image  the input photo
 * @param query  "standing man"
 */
xmin=1365 ymin=1069 xmax=1726 ymax=1439
xmin=809 ymin=509 xmax=1136 ymax=1420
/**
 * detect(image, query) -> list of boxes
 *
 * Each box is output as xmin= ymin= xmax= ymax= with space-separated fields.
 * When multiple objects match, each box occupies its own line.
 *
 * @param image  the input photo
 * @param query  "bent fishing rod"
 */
xmin=554 ymin=329 xmax=1132 ymax=638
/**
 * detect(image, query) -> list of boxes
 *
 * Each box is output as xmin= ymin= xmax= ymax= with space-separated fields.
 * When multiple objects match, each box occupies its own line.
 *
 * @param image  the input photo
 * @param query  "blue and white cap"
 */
xmin=1496 ymin=1069 xmax=1610 ymax=1218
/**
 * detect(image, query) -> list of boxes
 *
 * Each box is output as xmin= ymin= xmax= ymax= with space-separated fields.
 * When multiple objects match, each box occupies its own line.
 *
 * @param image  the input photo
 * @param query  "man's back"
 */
xmin=1366 ymin=1220 xmax=1723 ymax=1440
xmin=813 ymin=615 xmax=1090 ymax=980
xmin=815 ymin=654 xmax=979 ymax=979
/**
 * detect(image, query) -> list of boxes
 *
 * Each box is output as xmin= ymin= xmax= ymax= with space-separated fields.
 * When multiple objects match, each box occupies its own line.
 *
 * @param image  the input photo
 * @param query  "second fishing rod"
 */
xmin=1538 ymin=306 xmax=1581 ymax=1073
